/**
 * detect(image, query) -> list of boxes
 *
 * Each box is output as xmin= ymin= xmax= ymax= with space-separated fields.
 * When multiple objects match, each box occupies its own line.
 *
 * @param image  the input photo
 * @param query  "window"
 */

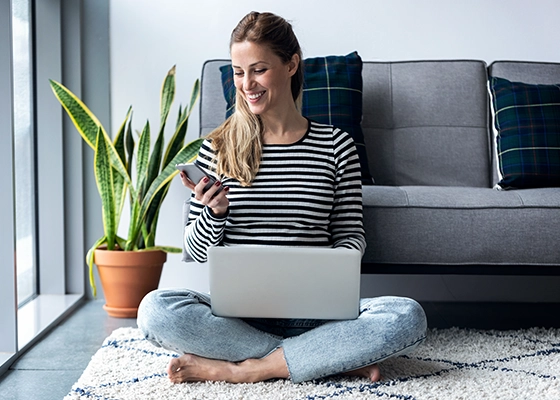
xmin=0 ymin=0 xmax=107 ymax=376
xmin=0 ymin=0 xmax=18 ymax=371
xmin=12 ymin=0 xmax=37 ymax=307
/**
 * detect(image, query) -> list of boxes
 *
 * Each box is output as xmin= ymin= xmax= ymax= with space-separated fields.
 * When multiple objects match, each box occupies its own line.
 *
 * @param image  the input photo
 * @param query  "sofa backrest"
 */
xmin=200 ymin=59 xmax=230 ymax=137
xmin=199 ymin=59 xmax=492 ymax=187
xmin=362 ymin=60 xmax=490 ymax=187
xmin=488 ymin=61 xmax=560 ymax=186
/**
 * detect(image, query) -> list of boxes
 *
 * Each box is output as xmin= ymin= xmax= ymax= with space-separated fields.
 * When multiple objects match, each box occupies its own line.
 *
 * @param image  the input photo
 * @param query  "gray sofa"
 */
xmin=187 ymin=59 xmax=560 ymax=275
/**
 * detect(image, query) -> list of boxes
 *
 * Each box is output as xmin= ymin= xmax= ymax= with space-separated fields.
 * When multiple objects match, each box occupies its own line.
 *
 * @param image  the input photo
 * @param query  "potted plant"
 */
xmin=50 ymin=66 xmax=203 ymax=317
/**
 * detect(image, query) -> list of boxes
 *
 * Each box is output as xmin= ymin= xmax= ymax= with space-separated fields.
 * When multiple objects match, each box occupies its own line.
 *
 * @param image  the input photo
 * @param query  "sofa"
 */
xmin=185 ymin=58 xmax=560 ymax=276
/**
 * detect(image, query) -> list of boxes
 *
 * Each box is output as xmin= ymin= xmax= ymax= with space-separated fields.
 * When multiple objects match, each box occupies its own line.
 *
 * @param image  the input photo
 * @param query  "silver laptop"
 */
xmin=208 ymin=246 xmax=361 ymax=320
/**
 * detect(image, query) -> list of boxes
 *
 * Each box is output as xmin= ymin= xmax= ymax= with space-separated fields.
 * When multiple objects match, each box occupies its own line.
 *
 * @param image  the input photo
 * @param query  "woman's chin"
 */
xmin=247 ymin=105 xmax=266 ymax=116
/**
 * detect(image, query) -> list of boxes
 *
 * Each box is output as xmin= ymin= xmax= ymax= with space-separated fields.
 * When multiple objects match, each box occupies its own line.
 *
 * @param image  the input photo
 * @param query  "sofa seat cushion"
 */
xmin=362 ymin=186 xmax=560 ymax=266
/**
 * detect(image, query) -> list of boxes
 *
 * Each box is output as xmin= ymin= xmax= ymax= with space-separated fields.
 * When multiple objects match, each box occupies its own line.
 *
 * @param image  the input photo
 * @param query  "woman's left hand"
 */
xmin=179 ymin=172 xmax=229 ymax=217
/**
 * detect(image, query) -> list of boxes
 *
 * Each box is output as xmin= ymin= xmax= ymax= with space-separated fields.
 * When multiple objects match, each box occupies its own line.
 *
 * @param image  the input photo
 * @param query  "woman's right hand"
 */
xmin=180 ymin=172 xmax=230 ymax=217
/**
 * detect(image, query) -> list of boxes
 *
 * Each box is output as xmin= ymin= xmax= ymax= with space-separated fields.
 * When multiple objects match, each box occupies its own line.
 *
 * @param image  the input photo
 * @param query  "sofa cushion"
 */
xmin=489 ymin=77 xmax=560 ymax=189
xmin=488 ymin=61 xmax=560 ymax=186
xmin=361 ymin=60 xmax=490 ymax=187
xmin=361 ymin=185 xmax=560 ymax=266
xmin=219 ymin=52 xmax=373 ymax=185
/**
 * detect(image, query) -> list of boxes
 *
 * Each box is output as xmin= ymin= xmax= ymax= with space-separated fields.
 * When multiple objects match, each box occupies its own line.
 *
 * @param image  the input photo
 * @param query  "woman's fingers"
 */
xmin=180 ymin=172 xmax=196 ymax=190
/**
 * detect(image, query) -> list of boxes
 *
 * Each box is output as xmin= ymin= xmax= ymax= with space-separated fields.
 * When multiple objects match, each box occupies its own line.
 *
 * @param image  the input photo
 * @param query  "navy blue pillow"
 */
xmin=489 ymin=77 xmax=560 ymax=189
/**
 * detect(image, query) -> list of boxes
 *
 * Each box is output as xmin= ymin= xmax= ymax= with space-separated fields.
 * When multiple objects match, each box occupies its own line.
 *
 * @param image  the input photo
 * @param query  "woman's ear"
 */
xmin=287 ymin=53 xmax=300 ymax=77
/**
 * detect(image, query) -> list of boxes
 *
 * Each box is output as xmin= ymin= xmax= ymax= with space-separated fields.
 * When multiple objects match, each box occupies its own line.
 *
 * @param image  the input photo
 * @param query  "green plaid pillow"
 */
xmin=489 ymin=77 xmax=560 ymax=189
xmin=219 ymin=52 xmax=373 ymax=185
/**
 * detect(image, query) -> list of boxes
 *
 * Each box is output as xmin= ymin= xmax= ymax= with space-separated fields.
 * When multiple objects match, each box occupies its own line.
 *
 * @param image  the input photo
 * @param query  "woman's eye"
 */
xmin=254 ymin=69 xmax=267 ymax=74
xmin=233 ymin=71 xmax=244 ymax=76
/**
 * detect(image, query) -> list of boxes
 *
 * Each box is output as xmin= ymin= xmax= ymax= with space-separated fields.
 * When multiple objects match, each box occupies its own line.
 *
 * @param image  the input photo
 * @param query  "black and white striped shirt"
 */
xmin=185 ymin=120 xmax=366 ymax=263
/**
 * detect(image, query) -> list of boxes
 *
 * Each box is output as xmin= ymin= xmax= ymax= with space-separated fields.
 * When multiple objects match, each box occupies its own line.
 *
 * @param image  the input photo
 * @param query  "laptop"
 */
xmin=208 ymin=246 xmax=362 ymax=320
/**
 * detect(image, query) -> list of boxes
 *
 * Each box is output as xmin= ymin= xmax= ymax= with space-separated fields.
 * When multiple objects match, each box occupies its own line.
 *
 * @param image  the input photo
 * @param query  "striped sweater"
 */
xmin=185 ymin=120 xmax=366 ymax=263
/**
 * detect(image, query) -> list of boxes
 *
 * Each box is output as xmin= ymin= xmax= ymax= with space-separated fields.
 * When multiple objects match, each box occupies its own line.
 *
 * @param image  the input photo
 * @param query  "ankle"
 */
xmin=231 ymin=359 xmax=262 ymax=383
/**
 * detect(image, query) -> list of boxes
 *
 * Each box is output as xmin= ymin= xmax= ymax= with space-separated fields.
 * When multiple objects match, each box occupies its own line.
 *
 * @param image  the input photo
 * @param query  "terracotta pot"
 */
xmin=94 ymin=248 xmax=166 ymax=318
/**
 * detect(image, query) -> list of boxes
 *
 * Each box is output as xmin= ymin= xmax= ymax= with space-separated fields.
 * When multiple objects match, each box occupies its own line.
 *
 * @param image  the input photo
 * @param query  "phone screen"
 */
xmin=176 ymin=163 xmax=220 ymax=193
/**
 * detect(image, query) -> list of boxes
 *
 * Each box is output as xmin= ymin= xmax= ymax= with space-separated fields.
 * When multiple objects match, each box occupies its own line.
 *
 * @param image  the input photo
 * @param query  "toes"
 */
xmin=167 ymin=358 xmax=180 ymax=374
xmin=370 ymin=365 xmax=381 ymax=382
xmin=167 ymin=357 xmax=185 ymax=382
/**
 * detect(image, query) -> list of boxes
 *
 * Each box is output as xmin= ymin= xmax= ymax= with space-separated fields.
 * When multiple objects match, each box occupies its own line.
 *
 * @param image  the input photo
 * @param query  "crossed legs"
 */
xmin=138 ymin=289 xmax=426 ymax=384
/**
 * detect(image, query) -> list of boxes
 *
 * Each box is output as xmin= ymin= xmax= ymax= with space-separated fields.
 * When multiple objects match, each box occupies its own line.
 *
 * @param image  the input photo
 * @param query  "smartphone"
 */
xmin=176 ymin=162 xmax=221 ymax=193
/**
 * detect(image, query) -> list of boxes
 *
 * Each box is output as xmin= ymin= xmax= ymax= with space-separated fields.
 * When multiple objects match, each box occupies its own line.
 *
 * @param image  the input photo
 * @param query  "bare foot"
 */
xmin=341 ymin=364 xmax=381 ymax=382
xmin=167 ymin=349 xmax=289 ymax=384
xmin=167 ymin=354 xmax=237 ymax=383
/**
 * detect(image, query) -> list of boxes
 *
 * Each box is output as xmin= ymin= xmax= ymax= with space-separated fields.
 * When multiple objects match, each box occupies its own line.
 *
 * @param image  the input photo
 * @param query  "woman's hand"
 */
xmin=180 ymin=172 xmax=229 ymax=217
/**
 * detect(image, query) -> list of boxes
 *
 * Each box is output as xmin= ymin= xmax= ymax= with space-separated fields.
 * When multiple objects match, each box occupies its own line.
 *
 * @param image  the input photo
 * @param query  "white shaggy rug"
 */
xmin=65 ymin=326 xmax=560 ymax=400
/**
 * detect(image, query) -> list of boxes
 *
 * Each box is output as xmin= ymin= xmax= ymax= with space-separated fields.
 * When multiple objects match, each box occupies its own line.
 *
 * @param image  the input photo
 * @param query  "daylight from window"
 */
xmin=12 ymin=0 xmax=37 ymax=306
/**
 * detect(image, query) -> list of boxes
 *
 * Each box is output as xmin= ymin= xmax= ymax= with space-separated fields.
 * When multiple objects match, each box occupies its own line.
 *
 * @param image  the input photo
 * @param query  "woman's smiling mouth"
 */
xmin=247 ymin=91 xmax=265 ymax=101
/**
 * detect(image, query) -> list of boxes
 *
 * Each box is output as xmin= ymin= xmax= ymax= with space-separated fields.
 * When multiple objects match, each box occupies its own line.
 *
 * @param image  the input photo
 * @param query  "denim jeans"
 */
xmin=137 ymin=289 xmax=427 ymax=383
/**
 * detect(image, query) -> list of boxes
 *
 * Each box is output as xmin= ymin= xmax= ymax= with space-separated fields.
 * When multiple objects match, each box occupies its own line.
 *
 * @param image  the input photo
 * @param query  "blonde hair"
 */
xmin=208 ymin=11 xmax=303 ymax=186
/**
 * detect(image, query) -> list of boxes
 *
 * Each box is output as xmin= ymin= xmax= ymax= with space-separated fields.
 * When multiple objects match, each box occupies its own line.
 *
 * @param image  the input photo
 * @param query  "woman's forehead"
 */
xmin=231 ymin=41 xmax=281 ymax=67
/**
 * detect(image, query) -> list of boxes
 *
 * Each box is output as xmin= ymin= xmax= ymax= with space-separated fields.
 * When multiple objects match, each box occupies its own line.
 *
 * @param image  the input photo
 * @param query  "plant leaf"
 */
xmin=49 ymin=79 xmax=135 ymax=198
xmin=136 ymin=121 xmax=151 ymax=199
xmin=185 ymin=79 xmax=201 ymax=120
xmin=142 ymin=124 xmax=165 ymax=199
xmin=115 ymin=235 xmax=127 ymax=251
xmin=160 ymin=65 xmax=176 ymax=129
xmin=148 ymin=245 xmax=182 ymax=253
xmin=86 ymin=236 xmax=108 ymax=298
xmin=142 ymin=181 xmax=169 ymax=248
xmin=130 ymin=138 xmax=203 ymax=246
xmin=141 ymin=67 xmax=177 ymax=201
xmin=113 ymin=107 xmax=132 ymax=226
xmin=175 ymin=105 xmax=183 ymax=129
xmin=125 ymin=113 xmax=135 ymax=177
xmin=125 ymin=198 xmax=141 ymax=251
xmin=163 ymin=78 xmax=200 ymax=168
xmin=49 ymin=79 xmax=103 ymax=149
xmin=94 ymin=127 xmax=116 ymax=250
xmin=114 ymin=107 xmax=132 ymax=165
xmin=162 ymin=115 xmax=189 ymax=169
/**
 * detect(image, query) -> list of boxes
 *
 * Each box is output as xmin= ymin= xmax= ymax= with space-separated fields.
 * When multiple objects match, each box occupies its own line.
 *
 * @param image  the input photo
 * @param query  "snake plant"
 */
xmin=50 ymin=66 xmax=203 ymax=296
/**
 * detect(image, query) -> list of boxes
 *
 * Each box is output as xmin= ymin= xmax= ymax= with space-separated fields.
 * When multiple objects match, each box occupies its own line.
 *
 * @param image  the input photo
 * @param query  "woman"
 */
xmin=138 ymin=11 xmax=427 ymax=384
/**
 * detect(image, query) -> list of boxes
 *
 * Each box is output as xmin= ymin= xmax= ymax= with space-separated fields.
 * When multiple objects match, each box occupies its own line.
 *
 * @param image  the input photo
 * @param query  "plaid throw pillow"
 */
xmin=219 ymin=52 xmax=373 ymax=185
xmin=489 ymin=77 xmax=560 ymax=189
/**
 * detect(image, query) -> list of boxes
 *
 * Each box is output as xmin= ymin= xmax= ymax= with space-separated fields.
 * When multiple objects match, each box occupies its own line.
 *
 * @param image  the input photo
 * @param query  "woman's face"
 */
xmin=231 ymin=41 xmax=298 ymax=117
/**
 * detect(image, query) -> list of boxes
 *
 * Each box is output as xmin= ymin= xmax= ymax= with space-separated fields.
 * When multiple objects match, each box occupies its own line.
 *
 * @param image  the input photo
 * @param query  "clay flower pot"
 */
xmin=94 ymin=248 xmax=166 ymax=318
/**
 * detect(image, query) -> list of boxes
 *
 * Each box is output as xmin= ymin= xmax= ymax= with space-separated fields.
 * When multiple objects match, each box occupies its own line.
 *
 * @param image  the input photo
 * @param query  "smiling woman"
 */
xmin=138 ymin=10 xmax=427 ymax=386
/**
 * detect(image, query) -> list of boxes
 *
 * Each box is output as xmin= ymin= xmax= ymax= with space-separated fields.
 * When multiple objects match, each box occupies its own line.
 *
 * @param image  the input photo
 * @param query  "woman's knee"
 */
xmin=358 ymin=296 xmax=427 ymax=360
xmin=361 ymin=296 xmax=427 ymax=337
xmin=137 ymin=289 xmax=205 ymax=336
xmin=137 ymin=289 xmax=167 ymax=336
xmin=399 ymin=297 xmax=428 ymax=336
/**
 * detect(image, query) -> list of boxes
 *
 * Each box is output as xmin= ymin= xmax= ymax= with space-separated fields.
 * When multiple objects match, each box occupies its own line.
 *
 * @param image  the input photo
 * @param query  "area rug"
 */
xmin=64 ymin=326 xmax=560 ymax=400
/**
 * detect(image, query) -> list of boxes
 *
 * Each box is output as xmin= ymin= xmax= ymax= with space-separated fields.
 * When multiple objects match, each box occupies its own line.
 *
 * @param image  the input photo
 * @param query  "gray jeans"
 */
xmin=137 ymin=289 xmax=427 ymax=383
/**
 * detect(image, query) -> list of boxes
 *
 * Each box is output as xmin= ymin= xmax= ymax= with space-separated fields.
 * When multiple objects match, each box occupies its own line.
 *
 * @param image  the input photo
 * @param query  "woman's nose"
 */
xmin=243 ymin=75 xmax=255 ymax=91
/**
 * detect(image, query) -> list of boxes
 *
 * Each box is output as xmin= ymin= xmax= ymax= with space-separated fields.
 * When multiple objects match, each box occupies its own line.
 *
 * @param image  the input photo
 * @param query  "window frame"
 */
xmin=0 ymin=0 xmax=19 ymax=372
xmin=0 ymin=0 xmax=111 ymax=376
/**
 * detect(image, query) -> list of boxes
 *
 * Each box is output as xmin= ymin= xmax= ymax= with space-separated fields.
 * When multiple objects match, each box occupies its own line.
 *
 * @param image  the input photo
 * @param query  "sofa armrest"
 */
xmin=181 ymin=199 xmax=194 ymax=263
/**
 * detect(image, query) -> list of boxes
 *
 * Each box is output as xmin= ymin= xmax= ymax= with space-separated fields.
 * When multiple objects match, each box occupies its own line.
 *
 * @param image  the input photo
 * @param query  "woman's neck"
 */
xmin=261 ymin=107 xmax=308 ymax=145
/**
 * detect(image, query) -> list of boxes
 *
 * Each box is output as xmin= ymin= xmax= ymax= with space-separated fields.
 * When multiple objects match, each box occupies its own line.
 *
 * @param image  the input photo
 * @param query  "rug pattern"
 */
xmin=64 ymin=326 xmax=560 ymax=399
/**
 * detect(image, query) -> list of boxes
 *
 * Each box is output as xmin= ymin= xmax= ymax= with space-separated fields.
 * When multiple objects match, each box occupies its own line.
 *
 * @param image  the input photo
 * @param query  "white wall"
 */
xmin=108 ymin=0 xmax=560 ymax=301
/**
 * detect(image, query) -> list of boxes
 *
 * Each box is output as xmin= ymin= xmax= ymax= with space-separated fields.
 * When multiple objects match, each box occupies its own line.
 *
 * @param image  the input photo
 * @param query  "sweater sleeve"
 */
xmin=330 ymin=128 xmax=367 ymax=255
xmin=184 ymin=140 xmax=227 ymax=263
